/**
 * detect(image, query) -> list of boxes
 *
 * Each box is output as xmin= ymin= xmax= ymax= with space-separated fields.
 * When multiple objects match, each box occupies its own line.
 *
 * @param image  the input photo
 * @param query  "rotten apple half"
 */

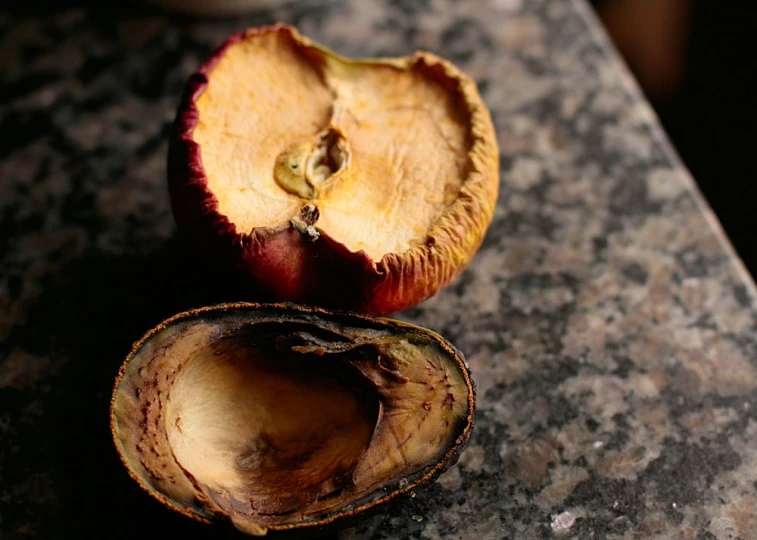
xmin=110 ymin=303 xmax=474 ymax=535
xmin=168 ymin=25 xmax=499 ymax=315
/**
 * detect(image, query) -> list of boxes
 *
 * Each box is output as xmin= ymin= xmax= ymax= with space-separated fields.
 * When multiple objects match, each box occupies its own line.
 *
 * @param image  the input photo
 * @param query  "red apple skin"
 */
xmin=167 ymin=26 xmax=499 ymax=316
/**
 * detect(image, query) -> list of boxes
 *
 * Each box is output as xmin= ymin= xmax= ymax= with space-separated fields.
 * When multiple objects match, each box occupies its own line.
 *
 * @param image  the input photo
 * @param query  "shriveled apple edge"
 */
xmin=167 ymin=24 xmax=499 ymax=316
xmin=109 ymin=302 xmax=476 ymax=535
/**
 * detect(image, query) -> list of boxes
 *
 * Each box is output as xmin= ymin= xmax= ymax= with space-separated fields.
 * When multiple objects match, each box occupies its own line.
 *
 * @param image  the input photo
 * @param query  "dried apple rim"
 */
xmin=169 ymin=25 xmax=499 ymax=315
xmin=110 ymin=303 xmax=474 ymax=535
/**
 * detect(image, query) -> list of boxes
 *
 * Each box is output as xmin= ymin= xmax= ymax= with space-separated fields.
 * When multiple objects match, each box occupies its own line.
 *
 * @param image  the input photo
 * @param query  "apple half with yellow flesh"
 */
xmin=168 ymin=25 xmax=499 ymax=315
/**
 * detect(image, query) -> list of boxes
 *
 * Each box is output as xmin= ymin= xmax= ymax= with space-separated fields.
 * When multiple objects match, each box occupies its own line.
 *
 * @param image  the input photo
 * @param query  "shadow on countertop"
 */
xmin=1 ymin=237 xmax=370 ymax=538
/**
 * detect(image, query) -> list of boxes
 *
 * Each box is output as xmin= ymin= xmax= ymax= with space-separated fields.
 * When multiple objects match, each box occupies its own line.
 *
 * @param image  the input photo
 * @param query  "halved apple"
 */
xmin=168 ymin=25 xmax=499 ymax=315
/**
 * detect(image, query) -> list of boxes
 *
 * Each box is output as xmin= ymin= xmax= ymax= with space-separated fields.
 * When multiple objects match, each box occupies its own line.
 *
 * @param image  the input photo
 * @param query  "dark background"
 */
xmin=591 ymin=0 xmax=757 ymax=275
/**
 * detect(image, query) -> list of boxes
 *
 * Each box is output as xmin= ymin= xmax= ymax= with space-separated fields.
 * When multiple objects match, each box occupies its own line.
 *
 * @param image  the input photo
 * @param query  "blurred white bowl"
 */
xmin=148 ymin=0 xmax=296 ymax=16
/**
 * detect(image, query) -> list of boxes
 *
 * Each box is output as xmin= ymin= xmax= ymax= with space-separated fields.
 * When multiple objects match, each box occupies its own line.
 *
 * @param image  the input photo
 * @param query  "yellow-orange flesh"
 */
xmin=111 ymin=312 xmax=472 ymax=533
xmin=194 ymin=30 xmax=471 ymax=261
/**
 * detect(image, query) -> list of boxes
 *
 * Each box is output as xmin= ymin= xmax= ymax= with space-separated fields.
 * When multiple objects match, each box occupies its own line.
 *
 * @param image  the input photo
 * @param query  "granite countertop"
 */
xmin=3 ymin=0 xmax=757 ymax=538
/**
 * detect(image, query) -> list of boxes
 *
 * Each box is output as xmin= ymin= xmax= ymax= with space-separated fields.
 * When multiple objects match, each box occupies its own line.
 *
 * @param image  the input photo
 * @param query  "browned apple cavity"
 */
xmin=110 ymin=303 xmax=474 ymax=535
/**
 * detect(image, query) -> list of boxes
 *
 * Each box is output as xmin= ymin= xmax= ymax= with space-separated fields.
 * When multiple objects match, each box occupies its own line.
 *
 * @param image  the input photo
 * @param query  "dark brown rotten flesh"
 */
xmin=110 ymin=303 xmax=474 ymax=536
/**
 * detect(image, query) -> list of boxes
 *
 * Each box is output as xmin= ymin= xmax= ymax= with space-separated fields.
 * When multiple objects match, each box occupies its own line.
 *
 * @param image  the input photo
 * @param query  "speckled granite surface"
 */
xmin=3 ymin=0 xmax=757 ymax=538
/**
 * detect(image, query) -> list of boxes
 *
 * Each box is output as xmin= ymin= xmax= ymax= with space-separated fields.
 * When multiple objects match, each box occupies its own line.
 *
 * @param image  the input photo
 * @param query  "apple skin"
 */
xmin=167 ymin=25 xmax=499 ymax=316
